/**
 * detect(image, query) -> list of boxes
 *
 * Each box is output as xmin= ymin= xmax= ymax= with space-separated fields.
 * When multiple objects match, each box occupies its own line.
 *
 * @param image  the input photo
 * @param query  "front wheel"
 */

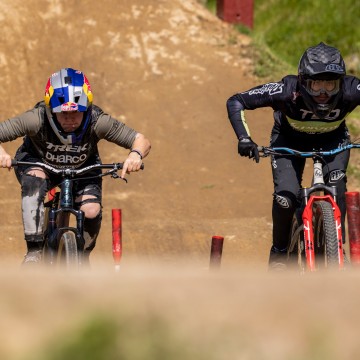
xmin=59 ymin=231 xmax=79 ymax=269
xmin=313 ymin=200 xmax=339 ymax=269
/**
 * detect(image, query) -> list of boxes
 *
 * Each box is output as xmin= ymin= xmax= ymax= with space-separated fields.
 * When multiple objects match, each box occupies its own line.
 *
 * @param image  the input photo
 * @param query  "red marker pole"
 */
xmin=346 ymin=192 xmax=360 ymax=264
xmin=210 ymin=236 xmax=224 ymax=270
xmin=112 ymin=209 xmax=122 ymax=271
xmin=216 ymin=0 xmax=254 ymax=29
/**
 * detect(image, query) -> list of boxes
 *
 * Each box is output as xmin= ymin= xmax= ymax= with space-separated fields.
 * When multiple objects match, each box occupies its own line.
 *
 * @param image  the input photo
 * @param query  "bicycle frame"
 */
xmin=259 ymin=144 xmax=360 ymax=272
xmin=299 ymin=158 xmax=344 ymax=271
xmin=45 ymin=178 xmax=86 ymax=265
xmin=10 ymin=159 xmax=140 ymax=268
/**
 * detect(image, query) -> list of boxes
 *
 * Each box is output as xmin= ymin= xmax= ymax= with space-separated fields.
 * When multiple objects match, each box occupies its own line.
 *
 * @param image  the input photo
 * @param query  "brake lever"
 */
xmin=110 ymin=171 xmax=128 ymax=183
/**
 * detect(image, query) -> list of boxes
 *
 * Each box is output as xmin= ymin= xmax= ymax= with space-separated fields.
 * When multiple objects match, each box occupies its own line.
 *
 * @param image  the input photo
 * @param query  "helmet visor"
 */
xmin=305 ymin=79 xmax=340 ymax=96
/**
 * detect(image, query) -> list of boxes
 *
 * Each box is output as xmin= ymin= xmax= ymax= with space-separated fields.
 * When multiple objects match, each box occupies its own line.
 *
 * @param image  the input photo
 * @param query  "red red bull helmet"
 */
xmin=44 ymin=68 xmax=93 ymax=145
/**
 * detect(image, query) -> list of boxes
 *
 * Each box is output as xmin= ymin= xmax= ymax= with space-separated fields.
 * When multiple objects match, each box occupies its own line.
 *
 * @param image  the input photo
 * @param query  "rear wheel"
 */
xmin=287 ymin=209 xmax=305 ymax=273
xmin=313 ymin=201 xmax=339 ymax=269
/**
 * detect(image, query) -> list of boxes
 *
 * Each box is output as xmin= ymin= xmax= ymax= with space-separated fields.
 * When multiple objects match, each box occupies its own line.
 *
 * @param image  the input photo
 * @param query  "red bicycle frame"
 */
xmin=259 ymin=144 xmax=360 ymax=272
xmin=302 ymin=194 xmax=344 ymax=271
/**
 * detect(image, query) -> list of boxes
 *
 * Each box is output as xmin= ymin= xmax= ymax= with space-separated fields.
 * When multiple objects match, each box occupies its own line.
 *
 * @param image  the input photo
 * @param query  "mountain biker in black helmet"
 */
xmin=0 ymin=68 xmax=151 ymax=265
xmin=226 ymin=42 xmax=360 ymax=270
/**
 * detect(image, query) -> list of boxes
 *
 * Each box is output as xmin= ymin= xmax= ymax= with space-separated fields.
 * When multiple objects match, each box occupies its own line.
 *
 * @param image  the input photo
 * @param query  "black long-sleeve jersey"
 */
xmin=227 ymin=75 xmax=360 ymax=139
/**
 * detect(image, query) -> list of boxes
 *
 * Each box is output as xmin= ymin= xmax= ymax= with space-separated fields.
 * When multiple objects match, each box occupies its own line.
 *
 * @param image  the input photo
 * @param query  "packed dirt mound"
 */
xmin=0 ymin=0 xmax=275 ymax=264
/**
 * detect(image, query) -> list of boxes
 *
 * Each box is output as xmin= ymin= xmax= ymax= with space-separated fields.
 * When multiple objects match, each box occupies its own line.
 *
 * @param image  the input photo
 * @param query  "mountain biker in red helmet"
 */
xmin=226 ymin=42 xmax=360 ymax=270
xmin=0 ymin=68 xmax=151 ymax=265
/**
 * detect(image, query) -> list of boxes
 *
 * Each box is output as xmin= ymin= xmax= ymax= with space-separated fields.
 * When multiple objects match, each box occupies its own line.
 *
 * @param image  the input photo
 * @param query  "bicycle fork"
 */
xmin=300 ymin=159 xmax=344 ymax=271
xmin=45 ymin=179 xmax=86 ymax=265
xmin=302 ymin=195 xmax=344 ymax=271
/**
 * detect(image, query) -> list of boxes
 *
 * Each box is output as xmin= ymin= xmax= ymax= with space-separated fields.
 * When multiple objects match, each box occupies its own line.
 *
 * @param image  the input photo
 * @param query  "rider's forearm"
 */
xmin=0 ymin=144 xmax=8 ymax=155
xmin=0 ymin=143 xmax=12 ymax=168
xmin=226 ymin=96 xmax=251 ymax=139
xmin=131 ymin=133 xmax=151 ymax=159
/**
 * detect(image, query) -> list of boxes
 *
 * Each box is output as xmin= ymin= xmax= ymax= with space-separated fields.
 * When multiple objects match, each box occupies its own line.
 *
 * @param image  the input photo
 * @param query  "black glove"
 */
xmin=237 ymin=136 xmax=259 ymax=163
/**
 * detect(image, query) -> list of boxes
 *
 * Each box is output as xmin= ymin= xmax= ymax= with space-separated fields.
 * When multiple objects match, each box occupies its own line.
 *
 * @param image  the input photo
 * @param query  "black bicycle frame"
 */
xmin=45 ymin=177 xmax=86 ymax=263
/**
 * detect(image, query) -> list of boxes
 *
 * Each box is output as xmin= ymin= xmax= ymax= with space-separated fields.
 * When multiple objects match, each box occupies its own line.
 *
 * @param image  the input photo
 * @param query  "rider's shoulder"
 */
xmin=33 ymin=101 xmax=46 ymax=110
xmin=258 ymin=75 xmax=297 ymax=94
xmin=90 ymin=104 xmax=105 ymax=118
xmin=342 ymin=75 xmax=360 ymax=89
xmin=20 ymin=101 xmax=46 ymax=119
xmin=262 ymin=75 xmax=297 ymax=100
xmin=342 ymin=75 xmax=360 ymax=100
xmin=280 ymin=74 xmax=298 ymax=87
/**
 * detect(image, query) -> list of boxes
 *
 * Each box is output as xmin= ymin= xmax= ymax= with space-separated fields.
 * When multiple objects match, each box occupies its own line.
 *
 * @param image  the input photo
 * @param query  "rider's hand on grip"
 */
xmin=237 ymin=136 xmax=259 ymax=163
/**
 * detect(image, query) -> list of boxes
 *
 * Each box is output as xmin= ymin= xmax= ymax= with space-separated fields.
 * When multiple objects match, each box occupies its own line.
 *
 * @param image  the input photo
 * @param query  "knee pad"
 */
xmin=83 ymin=211 xmax=102 ymax=251
xmin=272 ymin=192 xmax=299 ymax=251
xmin=273 ymin=191 xmax=298 ymax=211
xmin=21 ymin=174 xmax=48 ymax=199
xmin=328 ymin=169 xmax=346 ymax=187
xmin=21 ymin=175 xmax=48 ymax=236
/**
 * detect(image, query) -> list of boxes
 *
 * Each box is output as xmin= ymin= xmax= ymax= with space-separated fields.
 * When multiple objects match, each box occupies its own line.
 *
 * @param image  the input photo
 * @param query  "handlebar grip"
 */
xmin=116 ymin=163 xmax=144 ymax=170
xmin=115 ymin=162 xmax=144 ymax=170
xmin=11 ymin=159 xmax=18 ymax=167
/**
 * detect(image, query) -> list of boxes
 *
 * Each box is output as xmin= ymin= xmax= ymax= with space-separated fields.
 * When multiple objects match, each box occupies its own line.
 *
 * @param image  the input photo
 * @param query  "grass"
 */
xmin=254 ymin=0 xmax=360 ymax=75
xmin=202 ymin=0 xmax=360 ymax=78
xmin=201 ymin=0 xmax=360 ymax=183
xmin=252 ymin=2 xmax=360 ymax=89
xmin=26 ymin=315 xmax=213 ymax=360
xmin=21 ymin=312 xmax=350 ymax=360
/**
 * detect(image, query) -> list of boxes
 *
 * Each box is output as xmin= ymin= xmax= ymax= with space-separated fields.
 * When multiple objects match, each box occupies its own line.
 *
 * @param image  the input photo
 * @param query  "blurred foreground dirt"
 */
xmin=1 ymin=262 xmax=360 ymax=359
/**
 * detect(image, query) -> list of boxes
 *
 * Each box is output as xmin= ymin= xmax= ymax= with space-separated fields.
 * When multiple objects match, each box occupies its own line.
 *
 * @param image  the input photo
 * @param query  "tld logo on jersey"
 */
xmin=248 ymin=83 xmax=284 ymax=96
xmin=300 ymin=108 xmax=341 ymax=120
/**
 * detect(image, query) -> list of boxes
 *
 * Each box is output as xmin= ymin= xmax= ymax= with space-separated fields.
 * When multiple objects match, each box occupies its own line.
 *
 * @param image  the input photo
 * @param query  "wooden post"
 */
xmin=216 ymin=0 xmax=254 ymax=29
xmin=210 ymin=236 xmax=224 ymax=270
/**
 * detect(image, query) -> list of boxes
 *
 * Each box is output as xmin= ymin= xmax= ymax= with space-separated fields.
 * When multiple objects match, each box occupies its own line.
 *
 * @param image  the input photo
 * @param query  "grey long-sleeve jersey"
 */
xmin=0 ymin=102 xmax=138 ymax=168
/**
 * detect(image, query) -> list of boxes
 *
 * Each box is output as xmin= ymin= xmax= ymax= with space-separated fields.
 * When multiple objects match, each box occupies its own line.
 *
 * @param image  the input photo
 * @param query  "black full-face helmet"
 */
xmin=298 ymin=42 xmax=346 ymax=118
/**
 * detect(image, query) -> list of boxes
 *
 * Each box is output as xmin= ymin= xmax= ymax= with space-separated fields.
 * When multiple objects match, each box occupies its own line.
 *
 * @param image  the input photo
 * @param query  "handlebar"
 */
xmin=10 ymin=160 xmax=144 ymax=178
xmin=258 ymin=143 xmax=360 ymax=158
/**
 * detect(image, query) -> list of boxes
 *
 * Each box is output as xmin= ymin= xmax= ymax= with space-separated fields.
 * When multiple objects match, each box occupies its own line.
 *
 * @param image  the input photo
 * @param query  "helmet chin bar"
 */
xmin=315 ymin=103 xmax=333 ymax=119
xmin=46 ymin=107 xmax=91 ymax=145
xmin=299 ymin=81 xmax=340 ymax=119
xmin=45 ymin=107 xmax=77 ymax=145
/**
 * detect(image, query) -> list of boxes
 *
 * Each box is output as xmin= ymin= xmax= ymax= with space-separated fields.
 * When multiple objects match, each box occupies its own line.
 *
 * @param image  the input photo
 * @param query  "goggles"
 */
xmin=305 ymin=79 xmax=340 ymax=97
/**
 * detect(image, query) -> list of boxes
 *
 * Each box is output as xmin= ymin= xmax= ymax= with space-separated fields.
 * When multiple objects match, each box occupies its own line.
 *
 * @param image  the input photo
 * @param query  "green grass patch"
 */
xmin=25 ymin=315 xmax=213 ymax=360
xmin=254 ymin=0 xmax=360 ymax=74
xmin=202 ymin=0 xmax=360 ymax=78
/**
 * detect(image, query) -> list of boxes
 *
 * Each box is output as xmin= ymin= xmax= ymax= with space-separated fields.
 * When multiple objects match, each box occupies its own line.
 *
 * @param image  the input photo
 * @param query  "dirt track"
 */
xmin=1 ymin=1 xmax=360 ymax=359
xmin=0 ymin=0 xmax=275 ymax=265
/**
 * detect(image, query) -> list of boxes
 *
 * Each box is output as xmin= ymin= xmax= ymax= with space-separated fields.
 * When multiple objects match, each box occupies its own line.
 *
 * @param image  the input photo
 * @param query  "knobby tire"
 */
xmin=59 ymin=231 xmax=78 ymax=269
xmin=313 ymin=200 xmax=339 ymax=268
